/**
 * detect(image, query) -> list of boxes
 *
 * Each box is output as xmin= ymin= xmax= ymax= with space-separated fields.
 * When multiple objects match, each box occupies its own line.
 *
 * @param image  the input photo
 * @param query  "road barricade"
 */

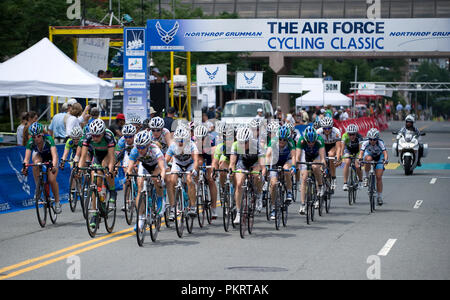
xmin=334 ymin=116 xmax=383 ymax=136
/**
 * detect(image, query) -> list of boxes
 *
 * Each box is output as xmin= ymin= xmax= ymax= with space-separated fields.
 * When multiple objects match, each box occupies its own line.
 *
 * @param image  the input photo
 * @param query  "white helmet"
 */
xmin=194 ymin=124 xmax=208 ymax=138
xmin=405 ymin=114 xmax=415 ymax=123
xmin=236 ymin=127 xmax=253 ymax=142
xmin=134 ymin=130 xmax=151 ymax=146
xmin=128 ymin=116 xmax=142 ymax=125
xmin=346 ymin=124 xmax=358 ymax=134
xmin=267 ymin=120 xmax=280 ymax=133
xmin=366 ymin=128 xmax=380 ymax=139
xmin=249 ymin=118 xmax=262 ymax=128
xmin=70 ymin=126 xmax=83 ymax=139
xmin=320 ymin=116 xmax=333 ymax=128
xmin=149 ymin=117 xmax=164 ymax=129
xmin=122 ymin=123 xmax=136 ymax=136
xmin=174 ymin=127 xmax=190 ymax=140
xmin=89 ymin=119 xmax=106 ymax=135
xmin=216 ymin=121 xmax=227 ymax=135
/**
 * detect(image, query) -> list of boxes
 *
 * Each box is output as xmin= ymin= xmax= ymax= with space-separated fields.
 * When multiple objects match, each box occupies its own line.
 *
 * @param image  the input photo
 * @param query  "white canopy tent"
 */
xmin=295 ymin=91 xmax=352 ymax=107
xmin=0 ymin=38 xmax=113 ymax=98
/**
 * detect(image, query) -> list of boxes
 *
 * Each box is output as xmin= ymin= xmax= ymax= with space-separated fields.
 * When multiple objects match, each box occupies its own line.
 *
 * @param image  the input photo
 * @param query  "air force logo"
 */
xmin=205 ymin=67 xmax=219 ymax=80
xmin=155 ymin=21 xmax=180 ymax=44
xmin=244 ymin=73 xmax=257 ymax=84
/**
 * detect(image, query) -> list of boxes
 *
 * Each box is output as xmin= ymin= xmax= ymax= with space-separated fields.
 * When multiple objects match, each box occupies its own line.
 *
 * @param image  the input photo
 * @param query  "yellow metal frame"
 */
xmin=170 ymin=52 xmax=192 ymax=121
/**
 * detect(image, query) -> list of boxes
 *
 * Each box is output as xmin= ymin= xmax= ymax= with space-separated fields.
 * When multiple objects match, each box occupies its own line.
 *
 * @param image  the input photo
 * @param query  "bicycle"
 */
xmin=128 ymin=174 xmax=162 ymax=245
xmin=298 ymin=162 xmax=324 ymax=225
xmin=360 ymin=160 xmax=385 ymax=213
xmin=215 ymin=169 xmax=235 ymax=232
xmin=233 ymin=170 xmax=261 ymax=239
xmin=197 ymin=165 xmax=213 ymax=228
xmin=80 ymin=165 xmax=117 ymax=238
xmin=347 ymin=157 xmax=359 ymax=206
xmin=25 ymin=162 xmax=58 ymax=227
xmin=267 ymin=167 xmax=291 ymax=230
xmin=123 ymin=173 xmax=138 ymax=225
xmin=61 ymin=159 xmax=83 ymax=214
xmin=167 ymin=171 xmax=193 ymax=238
xmin=322 ymin=157 xmax=336 ymax=214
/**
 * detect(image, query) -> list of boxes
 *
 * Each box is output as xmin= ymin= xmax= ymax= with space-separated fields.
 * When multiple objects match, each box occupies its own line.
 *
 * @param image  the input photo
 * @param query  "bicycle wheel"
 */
xmin=104 ymin=190 xmax=116 ymax=234
xmin=34 ymin=181 xmax=47 ymax=228
xmin=197 ymin=182 xmax=206 ymax=228
xmin=311 ymin=183 xmax=316 ymax=222
xmin=149 ymin=195 xmax=161 ymax=242
xmin=248 ymin=190 xmax=256 ymax=235
xmin=369 ymin=175 xmax=376 ymax=213
xmin=81 ymin=175 xmax=90 ymax=220
xmin=68 ymin=171 xmax=78 ymax=212
xmin=318 ymin=184 xmax=324 ymax=217
xmin=174 ymin=189 xmax=185 ymax=238
xmin=85 ymin=189 xmax=99 ymax=238
xmin=123 ymin=181 xmax=134 ymax=225
xmin=222 ymin=183 xmax=231 ymax=232
xmin=204 ymin=184 xmax=212 ymax=225
xmin=136 ymin=194 xmax=147 ymax=246
xmin=274 ymin=185 xmax=281 ymax=230
xmin=351 ymin=168 xmax=358 ymax=204
xmin=348 ymin=168 xmax=355 ymax=206
xmin=48 ymin=187 xmax=57 ymax=225
xmin=281 ymin=187 xmax=288 ymax=227
xmin=265 ymin=187 xmax=272 ymax=222
xmin=240 ymin=190 xmax=248 ymax=239
xmin=306 ymin=181 xmax=312 ymax=225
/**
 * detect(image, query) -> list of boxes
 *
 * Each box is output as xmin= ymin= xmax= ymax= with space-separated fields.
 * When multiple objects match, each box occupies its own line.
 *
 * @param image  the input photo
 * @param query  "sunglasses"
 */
xmin=91 ymin=134 xmax=102 ymax=138
xmin=323 ymin=127 xmax=332 ymax=131
xmin=32 ymin=134 xmax=43 ymax=138
xmin=124 ymin=135 xmax=134 ymax=139
xmin=369 ymin=138 xmax=377 ymax=141
xmin=349 ymin=133 xmax=356 ymax=136
xmin=279 ymin=138 xmax=288 ymax=142
xmin=176 ymin=139 xmax=185 ymax=144
xmin=152 ymin=129 xmax=161 ymax=132
xmin=137 ymin=145 xmax=148 ymax=150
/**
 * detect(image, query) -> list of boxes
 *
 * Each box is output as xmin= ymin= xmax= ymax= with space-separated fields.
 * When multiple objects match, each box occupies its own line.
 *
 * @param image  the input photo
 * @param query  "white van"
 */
xmin=221 ymin=99 xmax=274 ymax=127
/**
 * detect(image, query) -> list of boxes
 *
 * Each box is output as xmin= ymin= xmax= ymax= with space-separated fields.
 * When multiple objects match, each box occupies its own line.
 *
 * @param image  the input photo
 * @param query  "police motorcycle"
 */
xmin=392 ymin=129 xmax=427 ymax=175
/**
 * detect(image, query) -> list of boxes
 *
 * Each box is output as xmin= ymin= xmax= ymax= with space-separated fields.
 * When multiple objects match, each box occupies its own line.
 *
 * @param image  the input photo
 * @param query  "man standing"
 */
xmin=164 ymin=107 xmax=176 ymax=132
xmin=109 ymin=113 xmax=126 ymax=138
xmin=48 ymin=103 xmax=68 ymax=143
xmin=16 ymin=112 xmax=28 ymax=146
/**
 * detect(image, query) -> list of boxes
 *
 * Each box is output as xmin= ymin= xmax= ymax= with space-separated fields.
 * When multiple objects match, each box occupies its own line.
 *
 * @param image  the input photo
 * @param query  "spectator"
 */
xmin=110 ymin=113 xmax=126 ymax=137
xmin=149 ymin=107 xmax=157 ymax=118
xmin=65 ymin=103 xmax=84 ymax=138
xmin=396 ymin=102 xmax=403 ymax=121
xmin=340 ymin=108 xmax=349 ymax=121
xmin=255 ymin=108 xmax=264 ymax=119
xmin=164 ymin=107 xmax=176 ymax=132
xmin=16 ymin=112 xmax=28 ymax=146
xmin=48 ymin=102 xmax=69 ymax=144
xmin=97 ymin=70 xmax=105 ymax=78
xmin=22 ymin=111 xmax=38 ymax=146
xmin=207 ymin=106 xmax=216 ymax=119
xmin=215 ymin=106 xmax=222 ymax=120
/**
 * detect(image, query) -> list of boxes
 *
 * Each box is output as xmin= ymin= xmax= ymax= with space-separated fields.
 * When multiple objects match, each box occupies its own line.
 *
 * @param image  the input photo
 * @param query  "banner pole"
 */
xmin=187 ymin=51 xmax=191 ymax=121
xmin=170 ymin=51 xmax=174 ymax=109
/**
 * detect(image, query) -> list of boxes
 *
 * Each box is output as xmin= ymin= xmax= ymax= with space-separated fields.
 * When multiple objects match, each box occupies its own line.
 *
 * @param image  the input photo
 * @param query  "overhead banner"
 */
xmin=236 ymin=71 xmax=263 ymax=90
xmin=196 ymin=64 xmax=227 ymax=87
xmin=123 ymin=27 xmax=149 ymax=121
xmin=147 ymin=18 xmax=450 ymax=52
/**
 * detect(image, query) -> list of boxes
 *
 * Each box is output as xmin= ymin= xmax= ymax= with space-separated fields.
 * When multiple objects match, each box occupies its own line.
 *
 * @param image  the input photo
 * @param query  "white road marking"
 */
xmin=378 ymin=239 xmax=397 ymax=256
xmin=414 ymin=200 xmax=423 ymax=209
xmin=430 ymin=178 xmax=437 ymax=184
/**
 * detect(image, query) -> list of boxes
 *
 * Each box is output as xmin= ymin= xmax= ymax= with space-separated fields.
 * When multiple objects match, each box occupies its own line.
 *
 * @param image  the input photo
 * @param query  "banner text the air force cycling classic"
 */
xmin=147 ymin=19 xmax=450 ymax=52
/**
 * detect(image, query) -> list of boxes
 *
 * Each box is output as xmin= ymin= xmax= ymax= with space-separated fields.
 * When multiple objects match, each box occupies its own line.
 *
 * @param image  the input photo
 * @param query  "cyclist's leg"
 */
xmin=283 ymin=162 xmax=292 ymax=191
xmin=47 ymin=163 xmax=60 ymax=204
xmin=218 ymin=159 xmax=229 ymax=187
xmin=342 ymin=152 xmax=351 ymax=184
xmin=327 ymin=146 xmax=337 ymax=189
xmin=31 ymin=151 xmax=41 ymax=186
xmin=205 ymin=155 xmax=217 ymax=210
xmin=375 ymin=154 xmax=385 ymax=198
xmin=269 ymin=169 xmax=278 ymax=206
xmin=185 ymin=164 xmax=196 ymax=208
xmin=234 ymin=172 xmax=245 ymax=211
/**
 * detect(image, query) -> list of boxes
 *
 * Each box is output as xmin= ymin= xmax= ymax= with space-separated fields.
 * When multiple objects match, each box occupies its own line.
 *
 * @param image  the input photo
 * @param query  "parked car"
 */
xmin=221 ymin=99 xmax=274 ymax=127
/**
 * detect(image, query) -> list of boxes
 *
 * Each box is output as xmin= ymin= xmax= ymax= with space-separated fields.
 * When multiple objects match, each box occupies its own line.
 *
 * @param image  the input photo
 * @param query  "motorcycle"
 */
xmin=392 ymin=130 xmax=427 ymax=175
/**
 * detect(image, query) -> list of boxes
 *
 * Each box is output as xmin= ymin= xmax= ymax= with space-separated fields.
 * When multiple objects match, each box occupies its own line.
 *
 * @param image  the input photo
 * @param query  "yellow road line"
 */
xmin=0 ymin=227 xmax=133 ymax=276
xmin=0 ymin=231 xmax=135 ymax=280
xmin=385 ymin=163 xmax=400 ymax=170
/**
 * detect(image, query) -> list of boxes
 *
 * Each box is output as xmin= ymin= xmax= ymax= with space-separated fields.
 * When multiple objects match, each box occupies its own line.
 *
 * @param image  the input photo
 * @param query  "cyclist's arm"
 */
xmin=265 ymin=146 xmax=272 ymax=167
xmin=78 ymin=146 xmax=88 ymax=169
xmin=50 ymin=146 xmax=58 ymax=169
xmin=319 ymin=146 xmax=326 ymax=166
xmin=61 ymin=147 xmax=70 ymax=162
xmin=107 ymin=147 xmax=115 ymax=174
xmin=193 ymin=152 xmax=199 ymax=173
xmin=229 ymin=154 xmax=237 ymax=172
xmin=290 ymin=149 xmax=297 ymax=170
xmin=23 ymin=148 xmax=32 ymax=166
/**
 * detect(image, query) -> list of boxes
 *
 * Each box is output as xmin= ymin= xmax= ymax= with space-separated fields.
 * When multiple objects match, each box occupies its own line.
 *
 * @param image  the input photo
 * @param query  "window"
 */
xmin=300 ymin=1 xmax=323 ymax=18
xmin=257 ymin=2 xmax=278 ymax=18
xmin=436 ymin=0 xmax=450 ymax=17
xmin=344 ymin=0 xmax=367 ymax=17
xmin=236 ymin=2 xmax=257 ymax=17
xmin=390 ymin=0 xmax=412 ymax=18
xmin=278 ymin=2 xmax=301 ymax=18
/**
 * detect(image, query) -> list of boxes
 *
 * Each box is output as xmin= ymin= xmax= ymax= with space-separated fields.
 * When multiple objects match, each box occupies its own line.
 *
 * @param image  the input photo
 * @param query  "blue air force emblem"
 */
xmin=155 ymin=21 xmax=180 ymax=44
xmin=205 ymin=67 xmax=219 ymax=80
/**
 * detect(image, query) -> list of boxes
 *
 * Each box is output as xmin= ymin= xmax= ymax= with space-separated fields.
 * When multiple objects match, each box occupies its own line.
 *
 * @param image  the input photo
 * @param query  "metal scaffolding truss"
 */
xmin=351 ymin=82 xmax=450 ymax=92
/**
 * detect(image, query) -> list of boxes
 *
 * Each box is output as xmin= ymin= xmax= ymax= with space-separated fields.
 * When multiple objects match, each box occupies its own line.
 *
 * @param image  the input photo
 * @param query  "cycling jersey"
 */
xmin=231 ymin=139 xmax=264 ymax=170
xmin=341 ymin=132 xmax=363 ymax=155
xmin=213 ymin=142 xmax=232 ymax=163
xmin=297 ymin=135 xmax=325 ymax=162
xmin=26 ymin=135 xmax=55 ymax=162
xmin=192 ymin=134 xmax=216 ymax=165
xmin=166 ymin=141 xmax=199 ymax=167
xmin=316 ymin=127 xmax=341 ymax=144
xmin=128 ymin=143 xmax=164 ymax=172
xmin=267 ymin=137 xmax=296 ymax=166
xmin=361 ymin=139 xmax=386 ymax=158
xmin=115 ymin=136 xmax=134 ymax=162
xmin=150 ymin=128 xmax=171 ymax=153
xmin=82 ymin=129 xmax=116 ymax=162
xmin=64 ymin=138 xmax=81 ymax=160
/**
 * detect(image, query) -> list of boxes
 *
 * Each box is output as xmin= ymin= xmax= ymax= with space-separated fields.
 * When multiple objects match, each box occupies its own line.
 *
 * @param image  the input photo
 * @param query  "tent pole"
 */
xmin=51 ymin=96 xmax=54 ymax=118
xmin=27 ymin=96 xmax=30 ymax=112
xmin=109 ymin=97 xmax=113 ymax=126
xmin=170 ymin=52 xmax=174 ymax=109
xmin=9 ymin=96 xmax=14 ymax=132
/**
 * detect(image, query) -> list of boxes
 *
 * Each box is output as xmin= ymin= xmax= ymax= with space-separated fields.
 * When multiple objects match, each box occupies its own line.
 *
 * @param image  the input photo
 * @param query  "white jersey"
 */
xmin=166 ymin=141 xmax=199 ymax=167
xmin=149 ymin=128 xmax=171 ymax=153
xmin=361 ymin=139 xmax=386 ymax=157
xmin=316 ymin=127 xmax=341 ymax=144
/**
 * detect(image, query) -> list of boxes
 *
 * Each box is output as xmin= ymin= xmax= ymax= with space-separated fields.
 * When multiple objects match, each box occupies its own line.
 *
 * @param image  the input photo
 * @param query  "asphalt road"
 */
xmin=1 ymin=121 xmax=449 ymax=280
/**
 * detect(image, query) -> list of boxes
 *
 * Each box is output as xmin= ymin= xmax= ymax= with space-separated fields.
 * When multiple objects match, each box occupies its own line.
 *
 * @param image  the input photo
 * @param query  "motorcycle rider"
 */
xmin=396 ymin=114 xmax=423 ymax=166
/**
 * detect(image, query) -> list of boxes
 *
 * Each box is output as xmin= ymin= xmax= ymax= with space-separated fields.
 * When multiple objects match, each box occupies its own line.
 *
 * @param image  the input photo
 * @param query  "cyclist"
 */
xmin=266 ymin=125 xmax=297 ymax=220
xmin=148 ymin=116 xmax=173 ymax=154
xmin=77 ymin=119 xmax=117 ymax=228
xmin=359 ymin=128 xmax=389 ymax=206
xmin=316 ymin=116 xmax=342 ymax=192
xmin=396 ymin=114 xmax=423 ymax=166
xmin=212 ymin=123 xmax=234 ymax=187
xmin=126 ymin=130 xmax=166 ymax=231
xmin=229 ymin=127 xmax=267 ymax=225
xmin=192 ymin=124 xmax=219 ymax=220
xmin=165 ymin=127 xmax=200 ymax=219
xmin=21 ymin=122 xmax=62 ymax=214
xmin=115 ymin=124 xmax=136 ymax=167
xmin=60 ymin=126 xmax=83 ymax=169
xmin=296 ymin=126 xmax=326 ymax=215
xmin=340 ymin=124 xmax=364 ymax=191
xmin=128 ymin=116 xmax=143 ymax=133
